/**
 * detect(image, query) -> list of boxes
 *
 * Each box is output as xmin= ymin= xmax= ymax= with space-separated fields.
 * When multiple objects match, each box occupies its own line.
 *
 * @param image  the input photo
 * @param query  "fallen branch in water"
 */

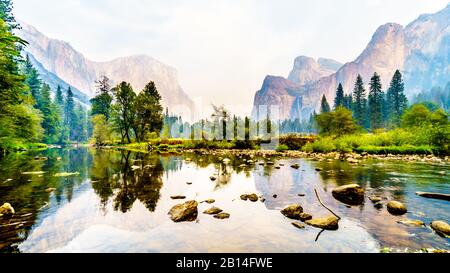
xmin=416 ymin=192 xmax=450 ymax=202
xmin=314 ymin=189 xmax=341 ymax=220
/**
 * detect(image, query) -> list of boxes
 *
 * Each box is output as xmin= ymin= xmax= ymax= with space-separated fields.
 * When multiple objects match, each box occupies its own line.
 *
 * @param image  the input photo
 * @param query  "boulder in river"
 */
xmin=203 ymin=207 xmax=223 ymax=215
xmin=210 ymin=176 xmax=217 ymax=181
xmin=240 ymin=194 xmax=249 ymax=201
xmin=203 ymin=199 xmax=215 ymax=204
xmin=0 ymin=203 xmax=15 ymax=216
xmin=168 ymin=200 xmax=198 ymax=222
xmin=305 ymin=216 xmax=339 ymax=230
xmin=281 ymin=204 xmax=304 ymax=220
xmin=387 ymin=201 xmax=407 ymax=215
xmin=299 ymin=213 xmax=313 ymax=222
xmin=214 ymin=212 xmax=230 ymax=219
xmin=431 ymin=221 xmax=450 ymax=237
xmin=247 ymin=194 xmax=259 ymax=202
xmin=292 ymin=222 xmax=305 ymax=229
xmin=332 ymin=184 xmax=365 ymax=205
xmin=291 ymin=164 xmax=300 ymax=169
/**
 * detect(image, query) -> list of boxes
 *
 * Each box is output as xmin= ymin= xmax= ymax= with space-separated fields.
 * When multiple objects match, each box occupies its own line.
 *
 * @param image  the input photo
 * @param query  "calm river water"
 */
xmin=0 ymin=148 xmax=448 ymax=253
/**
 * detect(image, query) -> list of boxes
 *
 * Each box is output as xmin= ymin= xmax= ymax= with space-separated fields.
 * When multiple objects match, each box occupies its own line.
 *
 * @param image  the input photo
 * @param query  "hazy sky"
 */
xmin=13 ymin=0 xmax=449 ymax=116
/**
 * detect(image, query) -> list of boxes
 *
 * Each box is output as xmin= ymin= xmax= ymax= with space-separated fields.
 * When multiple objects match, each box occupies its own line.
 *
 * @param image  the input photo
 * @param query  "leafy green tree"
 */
xmin=320 ymin=94 xmax=331 ymax=113
xmin=386 ymin=70 xmax=408 ymax=127
xmin=343 ymin=94 xmax=353 ymax=110
xmin=315 ymin=107 xmax=359 ymax=137
xmin=90 ymin=75 xmax=113 ymax=120
xmin=133 ymin=81 xmax=163 ymax=142
xmin=352 ymin=74 xmax=367 ymax=127
xmin=334 ymin=83 xmax=345 ymax=109
xmin=111 ymin=82 xmax=136 ymax=143
xmin=368 ymin=72 xmax=385 ymax=130
xmin=212 ymin=105 xmax=230 ymax=140
xmin=0 ymin=17 xmax=42 ymax=151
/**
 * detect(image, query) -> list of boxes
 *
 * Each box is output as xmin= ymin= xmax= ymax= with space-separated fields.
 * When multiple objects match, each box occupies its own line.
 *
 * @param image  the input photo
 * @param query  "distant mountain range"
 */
xmin=253 ymin=3 xmax=450 ymax=120
xmin=17 ymin=22 xmax=195 ymax=115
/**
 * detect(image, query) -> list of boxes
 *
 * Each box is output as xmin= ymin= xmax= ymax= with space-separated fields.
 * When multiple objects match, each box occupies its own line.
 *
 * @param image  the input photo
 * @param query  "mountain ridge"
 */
xmin=253 ymin=4 xmax=449 ymax=121
xmin=17 ymin=21 xmax=196 ymax=116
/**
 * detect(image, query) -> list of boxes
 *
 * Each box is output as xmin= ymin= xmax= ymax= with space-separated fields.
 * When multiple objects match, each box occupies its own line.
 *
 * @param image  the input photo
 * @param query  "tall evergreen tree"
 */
xmin=320 ymin=94 xmax=331 ymax=113
xmin=133 ymin=81 xmax=163 ymax=142
xmin=386 ymin=70 xmax=408 ymax=127
xmin=90 ymin=75 xmax=113 ymax=120
xmin=55 ymin=85 xmax=64 ymax=108
xmin=343 ymin=94 xmax=353 ymax=110
xmin=368 ymin=72 xmax=385 ymax=130
xmin=0 ymin=0 xmax=18 ymax=30
xmin=64 ymin=87 xmax=77 ymax=142
xmin=352 ymin=74 xmax=367 ymax=127
xmin=334 ymin=83 xmax=345 ymax=109
xmin=38 ymin=84 xmax=61 ymax=143
xmin=23 ymin=55 xmax=41 ymax=106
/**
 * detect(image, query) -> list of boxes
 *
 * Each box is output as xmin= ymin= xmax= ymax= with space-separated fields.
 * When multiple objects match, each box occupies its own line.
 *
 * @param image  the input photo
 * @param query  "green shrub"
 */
xmin=279 ymin=134 xmax=315 ymax=150
xmin=276 ymin=144 xmax=289 ymax=152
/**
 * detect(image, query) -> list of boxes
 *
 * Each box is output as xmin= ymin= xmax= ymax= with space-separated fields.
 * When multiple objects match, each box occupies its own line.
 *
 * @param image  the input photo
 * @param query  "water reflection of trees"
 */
xmin=0 ymin=148 xmax=91 ymax=253
xmin=316 ymin=160 xmax=406 ymax=200
xmin=90 ymin=150 xmax=164 ymax=213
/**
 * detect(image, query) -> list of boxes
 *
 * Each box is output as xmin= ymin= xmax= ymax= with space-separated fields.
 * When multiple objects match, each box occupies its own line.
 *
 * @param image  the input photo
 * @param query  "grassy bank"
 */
xmin=0 ymin=142 xmax=48 ymax=155
xmin=112 ymin=130 xmax=448 ymax=157
xmin=303 ymin=128 xmax=448 ymax=155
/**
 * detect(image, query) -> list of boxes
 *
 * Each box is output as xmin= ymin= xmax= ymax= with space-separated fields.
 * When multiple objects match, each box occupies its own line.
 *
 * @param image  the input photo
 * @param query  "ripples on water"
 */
xmin=0 ymin=148 xmax=448 ymax=253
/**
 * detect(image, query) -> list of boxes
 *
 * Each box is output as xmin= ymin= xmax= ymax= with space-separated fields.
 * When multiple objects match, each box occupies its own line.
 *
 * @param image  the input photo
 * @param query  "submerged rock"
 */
xmin=273 ymin=194 xmax=278 ymax=198
xmin=0 ymin=203 xmax=15 ymax=216
xmin=214 ymin=212 xmax=230 ymax=219
xmin=332 ymin=184 xmax=365 ymax=205
xmin=168 ymin=200 xmax=198 ymax=222
xmin=397 ymin=219 xmax=425 ymax=227
xmin=292 ymin=222 xmax=305 ymax=229
xmin=291 ymin=164 xmax=300 ymax=169
xmin=374 ymin=202 xmax=384 ymax=209
xmin=210 ymin=176 xmax=217 ymax=181
xmin=305 ymin=216 xmax=339 ymax=230
xmin=203 ymin=207 xmax=223 ymax=215
xmin=369 ymin=196 xmax=383 ymax=203
xmin=203 ymin=199 xmax=215 ymax=204
xmin=281 ymin=204 xmax=304 ymax=220
xmin=170 ymin=195 xmax=186 ymax=200
xmin=387 ymin=201 xmax=407 ymax=215
xmin=240 ymin=194 xmax=249 ymax=201
xmin=431 ymin=221 xmax=450 ymax=237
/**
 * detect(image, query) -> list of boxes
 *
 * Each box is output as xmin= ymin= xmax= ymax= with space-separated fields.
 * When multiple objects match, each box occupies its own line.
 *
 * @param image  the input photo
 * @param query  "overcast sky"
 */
xmin=13 ymin=0 xmax=449 ymax=116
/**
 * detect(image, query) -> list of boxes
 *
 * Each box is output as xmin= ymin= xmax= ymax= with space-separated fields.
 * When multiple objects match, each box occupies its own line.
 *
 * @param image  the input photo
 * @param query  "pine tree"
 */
xmin=386 ymin=70 xmax=408 ymax=127
xmin=64 ymin=87 xmax=76 ymax=142
xmin=320 ymin=94 xmax=331 ymax=113
xmin=55 ymin=85 xmax=64 ymax=107
xmin=133 ymin=81 xmax=163 ymax=142
xmin=23 ymin=55 xmax=42 ymax=107
xmin=368 ymin=72 xmax=385 ymax=130
xmin=343 ymin=94 xmax=353 ymax=110
xmin=39 ymin=83 xmax=61 ymax=143
xmin=334 ymin=83 xmax=345 ymax=109
xmin=90 ymin=75 xmax=113 ymax=120
xmin=352 ymin=75 xmax=367 ymax=127
xmin=0 ymin=0 xmax=18 ymax=30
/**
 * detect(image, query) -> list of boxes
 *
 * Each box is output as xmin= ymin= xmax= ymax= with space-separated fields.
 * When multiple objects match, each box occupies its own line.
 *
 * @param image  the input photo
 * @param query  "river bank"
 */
xmin=104 ymin=143 xmax=450 ymax=164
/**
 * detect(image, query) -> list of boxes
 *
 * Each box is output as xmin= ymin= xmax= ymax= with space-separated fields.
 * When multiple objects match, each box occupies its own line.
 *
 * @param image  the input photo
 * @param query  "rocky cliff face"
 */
xmin=17 ymin=22 xmax=195 ymax=115
xmin=287 ymin=56 xmax=341 ymax=85
xmin=253 ymin=4 xmax=450 ymax=120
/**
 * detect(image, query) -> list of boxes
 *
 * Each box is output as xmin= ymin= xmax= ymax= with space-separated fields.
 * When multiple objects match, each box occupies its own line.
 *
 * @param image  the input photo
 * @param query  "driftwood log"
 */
xmin=416 ymin=192 xmax=450 ymax=201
